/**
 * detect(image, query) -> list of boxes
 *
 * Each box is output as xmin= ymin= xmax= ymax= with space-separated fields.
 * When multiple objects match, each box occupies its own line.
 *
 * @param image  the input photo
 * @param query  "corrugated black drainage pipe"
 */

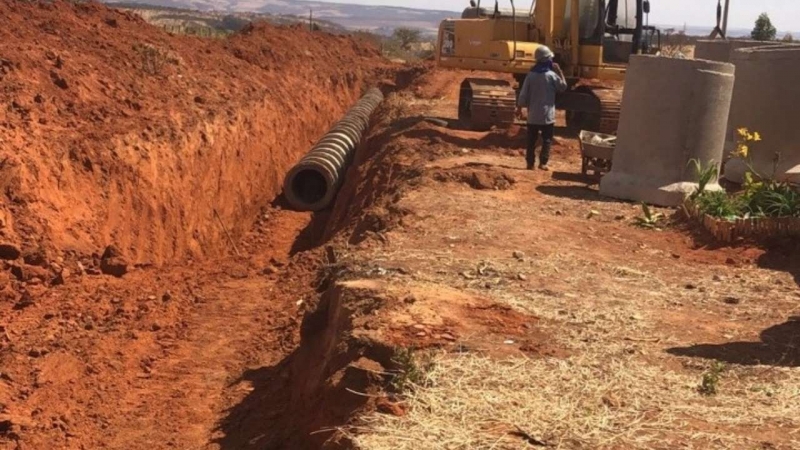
xmin=283 ymin=88 xmax=384 ymax=211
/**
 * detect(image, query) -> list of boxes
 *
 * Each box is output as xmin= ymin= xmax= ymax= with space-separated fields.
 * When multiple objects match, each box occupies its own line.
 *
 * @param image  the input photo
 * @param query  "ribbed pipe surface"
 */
xmin=283 ymin=88 xmax=384 ymax=211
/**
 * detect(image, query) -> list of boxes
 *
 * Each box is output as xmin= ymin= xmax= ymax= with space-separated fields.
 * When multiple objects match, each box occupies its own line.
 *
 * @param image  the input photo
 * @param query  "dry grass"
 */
xmin=346 ymin=191 xmax=800 ymax=449
xmin=351 ymin=240 xmax=800 ymax=449
xmin=349 ymin=351 xmax=800 ymax=449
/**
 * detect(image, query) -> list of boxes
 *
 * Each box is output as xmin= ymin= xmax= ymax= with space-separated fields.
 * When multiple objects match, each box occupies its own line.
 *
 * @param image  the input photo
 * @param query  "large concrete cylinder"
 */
xmin=600 ymin=55 xmax=735 ymax=206
xmin=694 ymin=40 xmax=782 ymax=63
xmin=283 ymin=88 xmax=384 ymax=211
xmin=723 ymin=45 xmax=800 ymax=183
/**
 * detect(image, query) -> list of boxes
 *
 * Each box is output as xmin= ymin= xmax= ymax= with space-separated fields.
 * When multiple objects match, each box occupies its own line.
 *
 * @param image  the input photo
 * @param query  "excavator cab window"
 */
xmin=577 ymin=0 xmax=604 ymax=44
xmin=601 ymin=0 xmax=645 ymax=63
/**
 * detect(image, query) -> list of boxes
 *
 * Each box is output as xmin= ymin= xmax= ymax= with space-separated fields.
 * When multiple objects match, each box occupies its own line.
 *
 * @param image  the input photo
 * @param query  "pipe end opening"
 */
xmin=288 ymin=168 xmax=329 ymax=210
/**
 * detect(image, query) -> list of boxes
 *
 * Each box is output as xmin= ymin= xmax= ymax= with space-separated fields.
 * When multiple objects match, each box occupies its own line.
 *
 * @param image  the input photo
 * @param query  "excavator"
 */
xmin=436 ymin=0 xmax=661 ymax=133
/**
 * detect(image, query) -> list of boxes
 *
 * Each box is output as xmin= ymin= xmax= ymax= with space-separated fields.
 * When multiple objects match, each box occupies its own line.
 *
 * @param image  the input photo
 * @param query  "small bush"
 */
xmin=699 ymin=362 xmax=726 ymax=396
xmin=694 ymin=190 xmax=745 ymax=220
xmin=743 ymin=179 xmax=800 ymax=218
xmin=355 ymin=27 xmax=435 ymax=62
xmin=688 ymin=159 xmax=718 ymax=201
xmin=392 ymin=27 xmax=422 ymax=51
xmin=133 ymin=43 xmax=179 ymax=75
xmin=634 ymin=202 xmax=665 ymax=230
xmin=390 ymin=348 xmax=433 ymax=394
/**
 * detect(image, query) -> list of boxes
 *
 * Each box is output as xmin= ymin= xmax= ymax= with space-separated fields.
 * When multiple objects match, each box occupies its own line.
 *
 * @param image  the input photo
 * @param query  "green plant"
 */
xmin=762 ymin=189 xmax=800 ymax=217
xmin=634 ymin=202 xmax=665 ymax=230
xmin=391 ymin=27 xmax=422 ymax=51
xmin=688 ymin=159 xmax=718 ymax=201
xmin=689 ymin=126 xmax=800 ymax=222
xmin=390 ymin=348 xmax=433 ymax=394
xmin=694 ymin=190 xmax=745 ymax=220
xmin=751 ymin=182 xmax=800 ymax=217
xmin=699 ymin=361 xmax=726 ymax=396
xmin=751 ymin=12 xmax=777 ymax=41
xmin=739 ymin=169 xmax=800 ymax=218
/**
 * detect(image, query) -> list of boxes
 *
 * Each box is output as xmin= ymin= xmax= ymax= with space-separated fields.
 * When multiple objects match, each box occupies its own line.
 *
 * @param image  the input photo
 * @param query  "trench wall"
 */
xmin=0 ymin=1 xmax=386 ymax=264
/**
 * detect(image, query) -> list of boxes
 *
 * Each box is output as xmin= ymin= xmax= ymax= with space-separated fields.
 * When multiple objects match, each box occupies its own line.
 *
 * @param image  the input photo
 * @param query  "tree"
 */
xmin=751 ymin=13 xmax=777 ymax=41
xmin=391 ymin=27 xmax=422 ymax=51
xmin=782 ymin=33 xmax=794 ymax=42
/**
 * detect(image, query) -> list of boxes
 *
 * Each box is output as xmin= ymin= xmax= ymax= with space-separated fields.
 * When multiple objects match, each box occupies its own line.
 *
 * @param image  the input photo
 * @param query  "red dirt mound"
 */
xmin=0 ymin=0 xmax=389 ymax=266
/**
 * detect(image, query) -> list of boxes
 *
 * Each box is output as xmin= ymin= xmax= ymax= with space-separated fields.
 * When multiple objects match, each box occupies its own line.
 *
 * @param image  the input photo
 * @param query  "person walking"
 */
xmin=516 ymin=46 xmax=567 ymax=171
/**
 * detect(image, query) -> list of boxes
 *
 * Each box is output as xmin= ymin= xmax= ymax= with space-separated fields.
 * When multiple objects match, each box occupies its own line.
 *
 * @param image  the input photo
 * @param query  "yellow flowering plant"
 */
xmin=730 ymin=128 xmax=799 ymax=218
xmin=733 ymin=127 xmax=761 ymax=159
xmin=691 ymin=128 xmax=800 ymax=219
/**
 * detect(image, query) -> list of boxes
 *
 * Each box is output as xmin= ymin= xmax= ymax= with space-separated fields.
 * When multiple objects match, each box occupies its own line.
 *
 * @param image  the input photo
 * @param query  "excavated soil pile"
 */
xmin=0 ymin=0 xmax=387 ymax=266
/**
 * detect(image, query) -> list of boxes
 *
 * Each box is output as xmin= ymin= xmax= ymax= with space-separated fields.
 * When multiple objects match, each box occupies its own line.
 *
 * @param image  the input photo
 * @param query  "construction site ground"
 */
xmin=335 ymin=70 xmax=800 ymax=449
xmin=1 ymin=3 xmax=799 ymax=449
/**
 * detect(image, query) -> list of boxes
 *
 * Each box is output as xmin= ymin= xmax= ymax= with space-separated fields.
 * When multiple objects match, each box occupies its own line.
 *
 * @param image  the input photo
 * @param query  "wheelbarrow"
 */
xmin=579 ymin=130 xmax=616 ymax=178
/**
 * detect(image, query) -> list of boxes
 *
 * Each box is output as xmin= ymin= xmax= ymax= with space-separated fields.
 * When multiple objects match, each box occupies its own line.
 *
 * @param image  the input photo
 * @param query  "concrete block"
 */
xmin=600 ymin=55 xmax=735 ymax=206
xmin=694 ymin=39 xmax=783 ymax=63
xmin=724 ymin=45 xmax=800 ymax=183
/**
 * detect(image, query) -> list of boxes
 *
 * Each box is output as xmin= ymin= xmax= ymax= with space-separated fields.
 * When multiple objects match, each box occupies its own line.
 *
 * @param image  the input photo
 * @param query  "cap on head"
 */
xmin=534 ymin=46 xmax=554 ymax=63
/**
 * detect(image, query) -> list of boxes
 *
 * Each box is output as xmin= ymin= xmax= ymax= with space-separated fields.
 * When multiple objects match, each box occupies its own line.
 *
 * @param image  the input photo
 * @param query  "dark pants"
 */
xmin=526 ymin=123 xmax=554 ymax=167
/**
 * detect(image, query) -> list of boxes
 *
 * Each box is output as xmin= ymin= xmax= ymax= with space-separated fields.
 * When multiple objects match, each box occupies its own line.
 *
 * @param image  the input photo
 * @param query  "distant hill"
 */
xmin=111 ymin=2 xmax=348 ymax=35
xmin=104 ymin=0 xmax=459 ymax=35
xmin=106 ymin=1 xmax=798 ymax=39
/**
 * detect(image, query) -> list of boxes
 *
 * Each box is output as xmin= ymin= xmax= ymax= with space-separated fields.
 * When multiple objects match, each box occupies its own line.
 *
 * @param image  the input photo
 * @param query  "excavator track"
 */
xmin=592 ymin=87 xmax=623 ymax=135
xmin=458 ymin=78 xmax=517 ymax=130
xmin=565 ymin=85 xmax=624 ymax=135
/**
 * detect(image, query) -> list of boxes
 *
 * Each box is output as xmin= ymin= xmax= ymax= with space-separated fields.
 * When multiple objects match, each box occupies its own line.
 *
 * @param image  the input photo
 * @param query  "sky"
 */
xmin=311 ymin=0 xmax=799 ymax=32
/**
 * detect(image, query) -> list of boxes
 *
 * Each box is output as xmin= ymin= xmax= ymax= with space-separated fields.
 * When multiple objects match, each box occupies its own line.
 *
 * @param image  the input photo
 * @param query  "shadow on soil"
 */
xmin=413 ymin=115 xmax=579 ymax=138
xmin=403 ymin=121 xmax=527 ymax=150
xmin=756 ymin=239 xmax=800 ymax=287
xmin=290 ymin=210 xmax=331 ymax=255
xmin=535 ymin=184 xmax=620 ymax=203
xmin=678 ymin=220 xmax=800 ymax=288
xmin=667 ymin=318 xmax=800 ymax=367
xmin=269 ymin=195 xmax=332 ymax=256
xmin=214 ymin=349 xmax=371 ymax=450
xmin=215 ymin=285 xmax=384 ymax=450
xmin=554 ymin=125 xmax=581 ymax=139
xmin=214 ymin=363 xmax=289 ymax=450
xmin=551 ymin=170 xmax=601 ymax=185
